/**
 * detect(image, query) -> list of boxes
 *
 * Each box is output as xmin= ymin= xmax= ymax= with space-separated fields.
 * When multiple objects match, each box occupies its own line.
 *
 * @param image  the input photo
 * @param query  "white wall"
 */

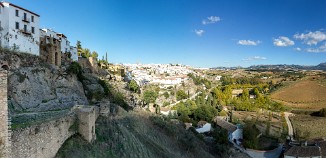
xmin=0 ymin=2 xmax=40 ymax=55
xmin=70 ymin=46 xmax=78 ymax=61
xmin=59 ymin=34 xmax=70 ymax=53
xmin=196 ymin=123 xmax=212 ymax=133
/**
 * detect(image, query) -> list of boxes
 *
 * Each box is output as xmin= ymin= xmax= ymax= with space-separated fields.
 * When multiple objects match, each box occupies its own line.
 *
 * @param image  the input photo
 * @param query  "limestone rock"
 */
xmin=8 ymin=67 xmax=88 ymax=113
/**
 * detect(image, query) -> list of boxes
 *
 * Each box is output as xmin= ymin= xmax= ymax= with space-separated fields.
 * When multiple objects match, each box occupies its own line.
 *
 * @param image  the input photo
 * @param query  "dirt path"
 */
xmin=284 ymin=112 xmax=294 ymax=139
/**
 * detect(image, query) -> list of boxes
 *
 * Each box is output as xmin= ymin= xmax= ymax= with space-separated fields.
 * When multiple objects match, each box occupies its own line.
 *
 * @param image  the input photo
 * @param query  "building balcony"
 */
xmin=21 ymin=29 xmax=32 ymax=35
xmin=22 ymin=17 xmax=30 ymax=23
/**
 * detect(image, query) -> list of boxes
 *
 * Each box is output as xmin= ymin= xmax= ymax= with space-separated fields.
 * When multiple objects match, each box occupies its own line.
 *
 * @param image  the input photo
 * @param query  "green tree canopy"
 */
xmin=143 ymin=90 xmax=158 ymax=104
xmin=176 ymin=90 xmax=187 ymax=101
xmin=128 ymin=80 xmax=139 ymax=93
xmin=91 ymin=51 xmax=98 ymax=59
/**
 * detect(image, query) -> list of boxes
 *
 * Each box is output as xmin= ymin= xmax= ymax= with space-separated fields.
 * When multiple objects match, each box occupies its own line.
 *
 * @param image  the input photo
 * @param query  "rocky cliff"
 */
xmin=0 ymin=51 xmax=89 ymax=113
xmin=8 ymin=67 xmax=88 ymax=113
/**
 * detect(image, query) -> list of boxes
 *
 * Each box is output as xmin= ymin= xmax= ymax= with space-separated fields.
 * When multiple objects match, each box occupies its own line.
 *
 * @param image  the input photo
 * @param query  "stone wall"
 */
xmin=0 ymin=70 xmax=11 ymax=158
xmin=11 ymin=113 xmax=76 ymax=158
xmin=39 ymin=36 xmax=62 ymax=66
xmin=73 ymin=105 xmax=98 ymax=143
xmin=78 ymin=57 xmax=98 ymax=73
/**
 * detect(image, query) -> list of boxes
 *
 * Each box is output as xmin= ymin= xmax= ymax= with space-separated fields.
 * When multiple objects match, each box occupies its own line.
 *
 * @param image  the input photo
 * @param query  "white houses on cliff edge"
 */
xmin=0 ymin=1 xmax=78 ymax=62
xmin=0 ymin=1 xmax=40 ymax=55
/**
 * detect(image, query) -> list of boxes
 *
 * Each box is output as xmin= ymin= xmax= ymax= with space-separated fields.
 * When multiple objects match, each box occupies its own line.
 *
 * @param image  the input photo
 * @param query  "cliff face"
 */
xmin=8 ymin=66 xmax=88 ymax=113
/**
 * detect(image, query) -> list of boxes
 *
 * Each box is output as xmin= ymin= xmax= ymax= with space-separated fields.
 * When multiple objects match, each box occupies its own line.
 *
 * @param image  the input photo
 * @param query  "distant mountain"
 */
xmin=247 ymin=62 xmax=326 ymax=71
xmin=315 ymin=62 xmax=326 ymax=70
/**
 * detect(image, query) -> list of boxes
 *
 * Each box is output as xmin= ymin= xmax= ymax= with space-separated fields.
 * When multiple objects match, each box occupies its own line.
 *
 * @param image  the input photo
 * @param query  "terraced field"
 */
xmin=271 ymin=78 xmax=326 ymax=110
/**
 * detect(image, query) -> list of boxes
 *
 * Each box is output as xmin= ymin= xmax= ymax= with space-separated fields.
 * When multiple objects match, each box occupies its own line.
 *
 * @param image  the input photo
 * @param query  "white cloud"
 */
xmin=294 ymin=31 xmax=326 ymax=45
xmin=194 ymin=29 xmax=205 ymax=36
xmin=305 ymin=42 xmax=326 ymax=53
xmin=242 ymin=56 xmax=267 ymax=61
xmin=294 ymin=47 xmax=302 ymax=51
xmin=273 ymin=36 xmax=295 ymax=47
xmin=238 ymin=40 xmax=261 ymax=46
xmin=202 ymin=16 xmax=221 ymax=25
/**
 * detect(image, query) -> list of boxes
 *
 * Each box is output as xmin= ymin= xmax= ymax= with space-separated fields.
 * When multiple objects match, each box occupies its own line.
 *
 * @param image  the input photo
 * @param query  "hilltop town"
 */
xmin=0 ymin=1 xmax=326 ymax=158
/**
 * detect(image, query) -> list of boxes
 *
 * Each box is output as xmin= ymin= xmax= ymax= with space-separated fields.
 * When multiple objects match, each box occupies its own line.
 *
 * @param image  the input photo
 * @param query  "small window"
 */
xmin=31 ymin=16 xmax=34 ymax=22
xmin=31 ymin=27 xmax=34 ymax=34
xmin=15 ymin=22 xmax=19 ymax=29
xmin=15 ymin=10 xmax=19 ymax=16
xmin=24 ymin=25 xmax=27 ymax=31
xmin=24 ymin=13 xmax=26 ymax=20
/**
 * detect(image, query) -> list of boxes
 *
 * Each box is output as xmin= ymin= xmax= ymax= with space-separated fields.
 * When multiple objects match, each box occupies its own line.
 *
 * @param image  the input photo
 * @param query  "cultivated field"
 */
xmin=233 ymin=111 xmax=286 ymax=138
xmin=271 ymin=77 xmax=326 ymax=110
xmin=290 ymin=115 xmax=326 ymax=140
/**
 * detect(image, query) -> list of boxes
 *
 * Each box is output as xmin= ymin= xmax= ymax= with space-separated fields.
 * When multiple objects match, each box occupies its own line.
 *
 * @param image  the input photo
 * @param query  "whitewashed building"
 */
xmin=0 ymin=2 xmax=40 ymax=55
xmin=57 ymin=33 xmax=70 ymax=54
xmin=70 ymin=46 xmax=78 ymax=61
xmin=214 ymin=116 xmax=243 ymax=145
xmin=196 ymin=123 xmax=212 ymax=133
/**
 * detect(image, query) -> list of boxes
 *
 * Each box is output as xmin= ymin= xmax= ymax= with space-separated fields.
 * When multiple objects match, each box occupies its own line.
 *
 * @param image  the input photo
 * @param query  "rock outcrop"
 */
xmin=8 ymin=67 xmax=88 ymax=113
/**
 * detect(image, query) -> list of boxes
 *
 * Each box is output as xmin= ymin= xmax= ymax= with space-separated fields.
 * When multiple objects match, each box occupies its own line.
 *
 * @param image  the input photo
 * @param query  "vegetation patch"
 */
xmin=291 ymin=114 xmax=326 ymax=140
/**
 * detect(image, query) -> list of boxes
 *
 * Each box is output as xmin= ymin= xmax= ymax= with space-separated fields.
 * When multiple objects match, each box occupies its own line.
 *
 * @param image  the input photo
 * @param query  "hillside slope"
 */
xmin=56 ymin=108 xmax=249 ymax=158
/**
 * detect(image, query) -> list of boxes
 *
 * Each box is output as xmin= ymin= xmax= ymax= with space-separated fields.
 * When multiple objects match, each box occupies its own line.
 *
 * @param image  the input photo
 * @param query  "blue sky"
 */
xmin=10 ymin=0 xmax=326 ymax=67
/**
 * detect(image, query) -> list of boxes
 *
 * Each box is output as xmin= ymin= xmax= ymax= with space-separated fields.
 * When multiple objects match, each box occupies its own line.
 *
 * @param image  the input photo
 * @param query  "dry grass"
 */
xmin=233 ymin=111 xmax=285 ymax=138
xmin=271 ymin=78 xmax=326 ymax=110
xmin=56 ymin=109 xmax=220 ymax=158
xmin=290 ymin=115 xmax=326 ymax=140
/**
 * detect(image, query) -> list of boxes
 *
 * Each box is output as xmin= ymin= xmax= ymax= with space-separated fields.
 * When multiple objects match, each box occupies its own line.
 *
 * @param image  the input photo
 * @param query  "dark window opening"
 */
xmin=31 ymin=16 xmax=34 ymax=22
xmin=15 ymin=10 xmax=19 ymax=16
xmin=15 ymin=22 xmax=19 ymax=29
xmin=31 ymin=27 xmax=34 ymax=34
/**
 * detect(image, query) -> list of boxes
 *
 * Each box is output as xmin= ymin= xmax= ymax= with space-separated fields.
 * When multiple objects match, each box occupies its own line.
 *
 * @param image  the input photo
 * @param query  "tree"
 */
xmin=77 ymin=40 xmax=82 ymax=56
xmin=163 ymin=91 xmax=169 ymax=99
xmin=241 ymin=88 xmax=249 ymax=101
xmin=81 ymin=48 xmax=91 ymax=58
xmin=176 ymin=90 xmax=187 ymax=101
xmin=76 ymin=40 xmax=82 ymax=50
xmin=128 ymin=80 xmax=139 ymax=93
xmin=143 ymin=90 xmax=158 ymax=104
xmin=193 ymin=104 xmax=218 ymax=122
xmin=91 ymin=51 xmax=98 ymax=59
xmin=223 ymin=86 xmax=232 ymax=101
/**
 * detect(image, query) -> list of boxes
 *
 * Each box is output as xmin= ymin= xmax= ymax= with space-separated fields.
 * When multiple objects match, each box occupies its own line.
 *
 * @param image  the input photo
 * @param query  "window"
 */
xmin=24 ymin=13 xmax=26 ymax=20
xmin=31 ymin=27 xmax=34 ymax=34
xmin=15 ymin=22 xmax=19 ymax=29
xmin=31 ymin=16 xmax=34 ymax=22
xmin=15 ymin=10 xmax=19 ymax=17
xmin=24 ymin=25 xmax=27 ymax=32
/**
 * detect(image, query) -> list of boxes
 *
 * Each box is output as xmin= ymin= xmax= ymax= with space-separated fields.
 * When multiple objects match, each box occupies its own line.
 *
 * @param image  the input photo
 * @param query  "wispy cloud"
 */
xmin=242 ymin=56 xmax=267 ymax=62
xmin=294 ymin=47 xmax=302 ymax=51
xmin=238 ymin=40 xmax=261 ymax=46
xmin=202 ymin=16 xmax=221 ymax=25
xmin=305 ymin=42 xmax=326 ymax=53
xmin=194 ymin=29 xmax=205 ymax=36
xmin=294 ymin=31 xmax=326 ymax=45
xmin=273 ymin=36 xmax=294 ymax=47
